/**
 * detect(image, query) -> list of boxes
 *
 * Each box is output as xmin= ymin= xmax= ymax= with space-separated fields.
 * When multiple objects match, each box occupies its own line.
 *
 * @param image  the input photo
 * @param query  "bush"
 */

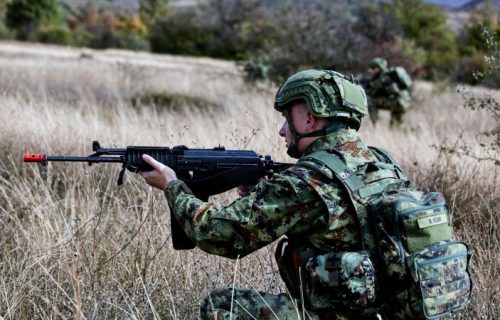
xmin=149 ymin=0 xmax=277 ymax=61
xmin=455 ymin=53 xmax=488 ymax=85
xmin=70 ymin=27 xmax=94 ymax=47
xmin=34 ymin=24 xmax=73 ymax=46
xmin=455 ymin=10 xmax=500 ymax=87
xmin=6 ymin=0 xmax=60 ymax=40
xmin=0 ymin=20 xmax=12 ymax=40
xmin=66 ymin=3 xmax=149 ymax=51
xmin=149 ymin=12 xmax=213 ymax=56
xmin=384 ymin=0 xmax=459 ymax=79
xmin=132 ymin=91 xmax=217 ymax=112
xmin=90 ymin=29 xmax=149 ymax=51
xmin=244 ymin=1 xmax=370 ymax=83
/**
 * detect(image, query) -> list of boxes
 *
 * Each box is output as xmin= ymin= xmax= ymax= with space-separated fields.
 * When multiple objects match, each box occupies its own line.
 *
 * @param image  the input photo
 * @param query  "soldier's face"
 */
xmin=279 ymin=102 xmax=312 ymax=153
xmin=369 ymin=67 xmax=380 ymax=76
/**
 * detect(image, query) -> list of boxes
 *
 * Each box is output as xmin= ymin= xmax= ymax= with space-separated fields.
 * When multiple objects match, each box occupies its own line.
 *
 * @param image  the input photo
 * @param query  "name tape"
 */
xmin=418 ymin=213 xmax=448 ymax=229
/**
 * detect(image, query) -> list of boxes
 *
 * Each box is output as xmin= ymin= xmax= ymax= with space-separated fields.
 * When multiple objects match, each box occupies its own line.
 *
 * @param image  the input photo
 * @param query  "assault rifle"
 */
xmin=24 ymin=141 xmax=292 ymax=250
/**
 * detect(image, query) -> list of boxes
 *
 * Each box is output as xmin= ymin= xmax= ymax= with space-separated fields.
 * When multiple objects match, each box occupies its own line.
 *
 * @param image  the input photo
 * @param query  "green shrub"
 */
xmin=384 ymin=0 xmax=458 ymax=79
xmin=455 ymin=53 xmax=489 ymax=85
xmin=149 ymin=1 xmax=276 ymax=61
xmin=90 ymin=29 xmax=149 ymax=51
xmin=34 ymin=24 xmax=73 ymax=46
xmin=132 ymin=91 xmax=217 ymax=112
xmin=70 ymin=27 xmax=94 ymax=47
xmin=0 ymin=20 xmax=12 ymax=39
xmin=149 ymin=12 xmax=213 ymax=56
xmin=139 ymin=0 xmax=170 ymax=23
xmin=6 ymin=0 xmax=60 ymax=40
xmin=66 ymin=3 xmax=149 ymax=51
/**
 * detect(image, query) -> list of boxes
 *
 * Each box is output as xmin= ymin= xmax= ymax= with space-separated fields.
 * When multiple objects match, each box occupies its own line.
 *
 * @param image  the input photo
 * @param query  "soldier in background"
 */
xmin=363 ymin=58 xmax=412 ymax=127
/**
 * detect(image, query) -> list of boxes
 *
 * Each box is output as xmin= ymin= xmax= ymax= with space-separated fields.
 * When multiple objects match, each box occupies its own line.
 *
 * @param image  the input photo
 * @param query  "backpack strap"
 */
xmin=300 ymin=151 xmax=372 ymax=250
xmin=303 ymin=151 xmax=365 ymax=193
xmin=368 ymin=146 xmax=407 ymax=181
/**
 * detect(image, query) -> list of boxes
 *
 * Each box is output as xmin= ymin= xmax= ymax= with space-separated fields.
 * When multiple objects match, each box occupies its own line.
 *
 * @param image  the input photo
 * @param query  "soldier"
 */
xmin=140 ymin=70 xmax=381 ymax=319
xmin=363 ymin=58 xmax=412 ymax=126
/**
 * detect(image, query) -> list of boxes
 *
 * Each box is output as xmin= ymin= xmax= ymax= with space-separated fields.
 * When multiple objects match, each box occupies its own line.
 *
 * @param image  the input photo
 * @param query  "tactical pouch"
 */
xmin=393 ymin=192 xmax=452 ymax=256
xmin=408 ymin=241 xmax=472 ymax=319
xmin=303 ymin=251 xmax=376 ymax=310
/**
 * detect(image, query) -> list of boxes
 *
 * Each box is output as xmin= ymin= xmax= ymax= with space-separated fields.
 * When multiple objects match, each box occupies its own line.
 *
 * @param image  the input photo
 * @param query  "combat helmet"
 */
xmin=368 ymin=57 xmax=388 ymax=71
xmin=274 ymin=69 xmax=368 ymax=158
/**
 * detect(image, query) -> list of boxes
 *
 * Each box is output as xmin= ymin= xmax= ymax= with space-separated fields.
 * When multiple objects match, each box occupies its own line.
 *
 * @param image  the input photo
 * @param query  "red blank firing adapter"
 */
xmin=23 ymin=154 xmax=47 ymax=163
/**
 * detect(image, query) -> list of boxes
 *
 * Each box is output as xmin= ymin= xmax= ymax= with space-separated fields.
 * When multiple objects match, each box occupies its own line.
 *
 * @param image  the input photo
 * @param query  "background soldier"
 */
xmin=139 ymin=70 xmax=383 ymax=320
xmin=363 ymin=58 xmax=412 ymax=127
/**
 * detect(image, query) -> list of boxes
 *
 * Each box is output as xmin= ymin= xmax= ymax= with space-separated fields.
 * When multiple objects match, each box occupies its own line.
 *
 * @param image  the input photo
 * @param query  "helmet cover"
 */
xmin=274 ymin=69 xmax=368 ymax=158
xmin=275 ymin=69 xmax=368 ymax=122
xmin=368 ymin=57 xmax=388 ymax=71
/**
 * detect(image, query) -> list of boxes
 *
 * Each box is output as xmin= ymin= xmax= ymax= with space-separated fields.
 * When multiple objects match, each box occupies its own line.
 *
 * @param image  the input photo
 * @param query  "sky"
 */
xmin=423 ymin=0 xmax=475 ymax=7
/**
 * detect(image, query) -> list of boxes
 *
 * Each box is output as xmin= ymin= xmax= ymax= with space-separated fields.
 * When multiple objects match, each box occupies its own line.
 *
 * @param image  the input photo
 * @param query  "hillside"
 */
xmin=61 ymin=0 xmax=494 ymax=10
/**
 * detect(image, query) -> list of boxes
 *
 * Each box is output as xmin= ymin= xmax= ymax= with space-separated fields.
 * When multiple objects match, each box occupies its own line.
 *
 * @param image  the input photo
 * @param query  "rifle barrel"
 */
xmin=23 ymin=154 xmax=123 ymax=164
xmin=47 ymin=156 xmax=124 ymax=163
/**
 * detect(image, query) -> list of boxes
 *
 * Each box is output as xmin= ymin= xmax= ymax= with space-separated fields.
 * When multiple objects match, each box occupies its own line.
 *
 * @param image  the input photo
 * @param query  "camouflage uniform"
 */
xmin=165 ymin=129 xmax=380 ymax=320
xmin=364 ymin=58 xmax=412 ymax=126
xmin=164 ymin=70 xmax=379 ymax=319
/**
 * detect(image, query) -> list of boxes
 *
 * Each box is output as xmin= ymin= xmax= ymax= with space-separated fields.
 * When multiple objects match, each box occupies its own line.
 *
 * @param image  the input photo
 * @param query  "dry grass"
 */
xmin=0 ymin=41 xmax=498 ymax=319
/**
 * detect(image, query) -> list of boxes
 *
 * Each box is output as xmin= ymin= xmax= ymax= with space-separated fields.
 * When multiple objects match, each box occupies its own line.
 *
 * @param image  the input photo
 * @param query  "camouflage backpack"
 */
xmin=389 ymin=67 xmax=412 ymax=91
xmin=299 ymin=148 xmax=472 ymax=319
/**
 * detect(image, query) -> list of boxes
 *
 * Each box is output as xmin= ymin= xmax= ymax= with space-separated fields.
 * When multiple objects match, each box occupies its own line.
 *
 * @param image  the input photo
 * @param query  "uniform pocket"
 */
xmin=399 ymin=199 xmax=451 ymax=253
xmin=408 ymin=241 xmax=472 ymax=319
xmin=304 ymin=251 xmax=376 ymax=310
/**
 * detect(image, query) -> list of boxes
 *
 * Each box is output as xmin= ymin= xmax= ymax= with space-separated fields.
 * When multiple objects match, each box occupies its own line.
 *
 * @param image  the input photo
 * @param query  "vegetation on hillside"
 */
xmin=0 ymin=0 xmax=498 ymax=86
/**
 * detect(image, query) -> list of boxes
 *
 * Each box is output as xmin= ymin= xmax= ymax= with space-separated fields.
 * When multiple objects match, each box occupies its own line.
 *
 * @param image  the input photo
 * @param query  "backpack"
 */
xmin=389 ymin=67 xmax=412 ymax=91
xmin=298 ymin=148 xmax=472 ymax=319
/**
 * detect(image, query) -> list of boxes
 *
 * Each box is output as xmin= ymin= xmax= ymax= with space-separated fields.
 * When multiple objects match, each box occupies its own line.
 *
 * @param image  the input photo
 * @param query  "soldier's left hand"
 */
xmin=140 ymin=154 xmax=178 ymax=190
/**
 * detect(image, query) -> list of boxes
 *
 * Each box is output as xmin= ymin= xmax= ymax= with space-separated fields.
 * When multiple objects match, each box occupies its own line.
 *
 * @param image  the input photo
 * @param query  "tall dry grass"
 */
xmin=0 ymin=42 xmax=498 ymax=319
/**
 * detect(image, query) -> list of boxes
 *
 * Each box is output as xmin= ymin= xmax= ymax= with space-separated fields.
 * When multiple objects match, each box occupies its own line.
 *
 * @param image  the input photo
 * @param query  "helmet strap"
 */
xmin=284 ymin=110 xmax=349 ymax=158
xmin=283 ymin=110 xmax=302 ymax=158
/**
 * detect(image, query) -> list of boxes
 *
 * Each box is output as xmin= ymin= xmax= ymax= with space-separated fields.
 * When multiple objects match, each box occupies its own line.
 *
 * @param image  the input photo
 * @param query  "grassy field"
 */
xmin=0 ymin=41 xmax=498 ymax=319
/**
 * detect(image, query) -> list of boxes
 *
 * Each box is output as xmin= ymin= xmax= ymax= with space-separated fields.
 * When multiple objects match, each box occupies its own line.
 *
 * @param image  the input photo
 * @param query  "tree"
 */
xmin=353 ymin=3 xmax=422 ymax=75
xmin=5 ymin=0 xmax=60 ymax=40
xmin=139 ymin=0 xmax=170 ymax=23
xmin=384 ymin=0 xmax=458 ymax=79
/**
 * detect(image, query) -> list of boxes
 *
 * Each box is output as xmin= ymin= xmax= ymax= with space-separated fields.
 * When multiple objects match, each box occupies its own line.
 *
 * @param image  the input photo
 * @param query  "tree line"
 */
xmin=0 ymin=0 xmax=498 ymax=87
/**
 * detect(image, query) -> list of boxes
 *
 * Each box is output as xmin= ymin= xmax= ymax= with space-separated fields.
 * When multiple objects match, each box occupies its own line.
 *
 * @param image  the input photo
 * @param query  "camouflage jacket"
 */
xmin=164 ymin=129 xmax=378 ymax=258
xmin=365 ymin=69 xmax=407 ymax=100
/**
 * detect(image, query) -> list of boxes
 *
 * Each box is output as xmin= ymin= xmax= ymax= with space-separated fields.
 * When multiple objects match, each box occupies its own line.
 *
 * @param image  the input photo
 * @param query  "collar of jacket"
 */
xmin=301 ymin=128 xmax=361 ymax=158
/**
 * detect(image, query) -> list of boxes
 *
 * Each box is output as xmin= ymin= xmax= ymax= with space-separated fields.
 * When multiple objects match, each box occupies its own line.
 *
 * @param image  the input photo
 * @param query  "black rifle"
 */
xmin=24 ymin=141 xmax=292 ymax=250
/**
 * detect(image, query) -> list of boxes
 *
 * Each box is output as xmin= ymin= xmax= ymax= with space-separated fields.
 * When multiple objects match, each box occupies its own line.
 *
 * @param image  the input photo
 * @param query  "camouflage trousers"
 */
xmin=368 ymin=92 xmax=411 ymax=126
xmin=199 ymin=287 xmax=379 ymax=320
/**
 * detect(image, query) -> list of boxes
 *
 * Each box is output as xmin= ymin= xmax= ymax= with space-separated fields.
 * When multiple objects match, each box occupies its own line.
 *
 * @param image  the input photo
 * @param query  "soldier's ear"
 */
xmin=305 ymin=111 xmax=319 ymax=130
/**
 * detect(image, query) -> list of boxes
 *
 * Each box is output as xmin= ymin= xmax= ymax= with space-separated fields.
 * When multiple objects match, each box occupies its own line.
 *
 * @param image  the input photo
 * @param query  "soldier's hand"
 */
xmin=140 ymin=154 xmax=178 ymax=190
xmin=237 ymin=177 xmax=267 ymax=197
xmin=238 ymin=185 xmax=253 ymax=197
